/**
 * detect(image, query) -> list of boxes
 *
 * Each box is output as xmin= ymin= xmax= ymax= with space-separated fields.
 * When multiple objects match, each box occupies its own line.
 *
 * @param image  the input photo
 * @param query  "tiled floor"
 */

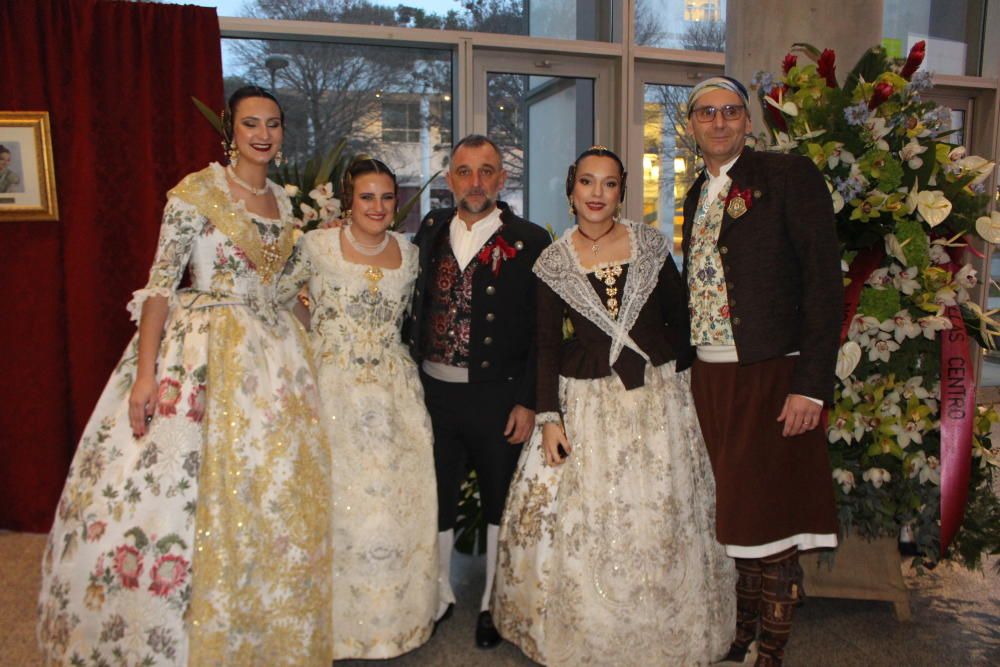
xmin=7 ymin=532 xmax=998 ymax=666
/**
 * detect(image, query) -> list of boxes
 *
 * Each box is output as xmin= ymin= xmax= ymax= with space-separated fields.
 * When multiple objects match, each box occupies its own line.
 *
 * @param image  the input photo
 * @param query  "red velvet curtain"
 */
xmin=0 ymin=0 xmax=223 ymax=531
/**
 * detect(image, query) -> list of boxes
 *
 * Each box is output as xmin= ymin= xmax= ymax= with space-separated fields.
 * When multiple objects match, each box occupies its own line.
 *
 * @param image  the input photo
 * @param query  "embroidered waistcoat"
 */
xmin=687 ymin=178 xmax=735 ymax=345
xmin=422 ymin=228 xmax=476 ymax=366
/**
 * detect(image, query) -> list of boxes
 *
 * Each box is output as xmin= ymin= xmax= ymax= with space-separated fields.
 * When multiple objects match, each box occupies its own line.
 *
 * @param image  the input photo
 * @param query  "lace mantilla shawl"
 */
xmin=167 ymin=162 xmax=295 ymax=284
xmin=533 ymin=219 xmax=667 ymax=367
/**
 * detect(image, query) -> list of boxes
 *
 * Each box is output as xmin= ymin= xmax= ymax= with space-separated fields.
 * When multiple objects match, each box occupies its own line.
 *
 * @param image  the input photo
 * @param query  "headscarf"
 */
xmin=687 ymin=75 xmax=750 ymax=113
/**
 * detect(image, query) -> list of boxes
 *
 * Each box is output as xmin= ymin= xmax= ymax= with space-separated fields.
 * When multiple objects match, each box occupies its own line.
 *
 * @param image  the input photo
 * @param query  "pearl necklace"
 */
xmin=226 ymin=165 xmax=269 ymax=196
xmin=344 ymin=225 xmax=390 ymax=256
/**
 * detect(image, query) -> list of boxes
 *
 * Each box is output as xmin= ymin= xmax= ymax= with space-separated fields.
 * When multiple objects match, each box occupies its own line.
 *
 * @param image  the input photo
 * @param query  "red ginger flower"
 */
xmin=817 ymin=48 xmax=838 ymax=88
xmin=900 ymin=40 xmax=926 ymax=80
xmin=782 ymin=53 xmax=797 ymax=74
xmin=868 ymin=81 xmax=895 ymax=110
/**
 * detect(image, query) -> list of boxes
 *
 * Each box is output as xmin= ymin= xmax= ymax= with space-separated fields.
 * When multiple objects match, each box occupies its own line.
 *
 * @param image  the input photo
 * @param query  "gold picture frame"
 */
xmin=0 ymin=111 xmax=59 ymax=221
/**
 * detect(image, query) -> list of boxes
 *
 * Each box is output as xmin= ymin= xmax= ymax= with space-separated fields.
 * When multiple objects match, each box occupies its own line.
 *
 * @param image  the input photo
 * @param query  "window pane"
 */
xmin=882 ymin=0 xmax=986 ymax=76
xmin=635 ymin=0 xmax=726 ymax=51
xmin=486 ymin=73 xmax=595 ymax=236
xmin=222 ymin=38 xmax=454 ymax=231
xmin=642 ymin=83 xmax=698 ymax=262
xmin=203 ymin=1 xmax=615 ymax=42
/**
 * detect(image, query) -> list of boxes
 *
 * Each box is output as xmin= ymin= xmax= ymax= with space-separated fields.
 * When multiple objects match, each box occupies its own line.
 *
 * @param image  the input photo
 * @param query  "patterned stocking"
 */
xmin=756 ymin=547 xmax=802 ymax=667
xmin=720 ymin=558 xmax=762 ymax=662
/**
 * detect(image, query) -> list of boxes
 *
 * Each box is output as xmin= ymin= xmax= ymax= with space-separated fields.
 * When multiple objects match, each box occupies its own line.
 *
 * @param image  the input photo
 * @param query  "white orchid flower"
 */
xmin=891 ymin=265 xmax=921 ymax=294
xmin=901 ymin=377 xmax=931 ymax=400
xmin=921 ymin=455 xmax=941 ymax=485
xmin=891 ymin=310 xmax=922 ymax=342
xmin=322 ymin=196 xmax=342 ymax=218
xmin=284 ymin=184 xmax=300 ymax=197
xmin=891 ymin=419 xmax=923 ymax=448
xmin=865 ymin=117 xmax=892 ymax=150
xmin=975 ymin=210 xmax=1000 ymax=244
xmin=868 ymin=332 xmax=900 ymax=362
xmin=934 ymin=286 xmax=958 ymax=307
xmin=954 ymin=264 xmax=978 ymax=289
xmin=309 ymin=182 xmax=335 ymax=206
xmin=832 ymin=468 xmax=856 ymax=493
xmin=863 ymin=467 xmax=892 ymax=488
xmin=865 ymin=267 xmax=892 ymax=288
xmin=928 ymin=244 xmax=951 ymax=265
xmin=918 ymin=315 xmax=953 ymax=339
xmin=899 ymin=137 xmax=928 ymax=170
xmin=299 ymin=202 xmax=318 ymax=222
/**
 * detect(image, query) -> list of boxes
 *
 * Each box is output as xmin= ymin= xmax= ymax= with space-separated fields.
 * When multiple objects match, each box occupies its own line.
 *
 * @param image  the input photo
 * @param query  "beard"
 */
xmin=457 ymin=190 xmax=496 ymax=215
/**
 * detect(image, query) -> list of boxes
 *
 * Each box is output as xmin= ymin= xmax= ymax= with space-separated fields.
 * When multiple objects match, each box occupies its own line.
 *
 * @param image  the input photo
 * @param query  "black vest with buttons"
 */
xmin=422 ymin=226 xmax=482 ymax=367
xmin=405 ymin=203 xmax=552 ymax=409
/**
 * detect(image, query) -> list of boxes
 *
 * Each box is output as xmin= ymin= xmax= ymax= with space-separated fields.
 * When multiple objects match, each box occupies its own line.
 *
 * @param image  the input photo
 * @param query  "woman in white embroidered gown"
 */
xmin=37 ymin=87 xmax=332 ymax=666
xmin=493 ymin=147 xmax=735 ymax=666
xmin=280 ymin=158 xmax=438 ymax=659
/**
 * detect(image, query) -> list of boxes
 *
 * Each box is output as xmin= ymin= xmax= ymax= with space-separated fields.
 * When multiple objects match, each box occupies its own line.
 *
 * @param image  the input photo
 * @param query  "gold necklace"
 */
xmin=593 ymin=264 xmax=623 ymax=319
xmin=577 ymin=222 xmax=616 ymax=254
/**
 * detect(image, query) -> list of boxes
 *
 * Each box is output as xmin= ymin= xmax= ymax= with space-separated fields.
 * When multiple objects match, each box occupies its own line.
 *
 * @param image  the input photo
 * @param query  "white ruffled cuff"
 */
xmin=126 ymin=287 xmax=174 ymax=323
xmin=535 ymin=411 xmax=563 ymax=426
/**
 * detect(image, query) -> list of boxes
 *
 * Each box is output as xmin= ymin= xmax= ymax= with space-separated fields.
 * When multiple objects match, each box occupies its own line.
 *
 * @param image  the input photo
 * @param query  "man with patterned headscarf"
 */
xmin=680 ymin=75 xmax=842 ymax=666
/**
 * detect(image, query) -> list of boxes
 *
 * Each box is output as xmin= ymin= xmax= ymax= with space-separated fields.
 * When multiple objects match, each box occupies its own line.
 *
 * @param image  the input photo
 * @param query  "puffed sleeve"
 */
xmin=126 ymin=196 xmax=205 ymax=323
xmin=277 ymin=234 xmax=314 ymax=306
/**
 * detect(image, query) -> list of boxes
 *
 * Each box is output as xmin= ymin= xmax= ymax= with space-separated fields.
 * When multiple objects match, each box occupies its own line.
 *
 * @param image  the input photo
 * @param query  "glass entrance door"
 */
xmin=473 ymin=51 xmax=615 ymax=237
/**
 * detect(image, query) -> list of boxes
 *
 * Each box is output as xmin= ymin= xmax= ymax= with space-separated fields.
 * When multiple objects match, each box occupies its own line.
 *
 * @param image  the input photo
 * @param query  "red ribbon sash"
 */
xmin=939 ymin=305 xmax=975 ymax=553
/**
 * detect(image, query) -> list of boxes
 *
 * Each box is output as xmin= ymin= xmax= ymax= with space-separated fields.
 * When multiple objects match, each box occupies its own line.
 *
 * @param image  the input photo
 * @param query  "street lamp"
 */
xmin=264 ymin=55 xmax=289 ymax=90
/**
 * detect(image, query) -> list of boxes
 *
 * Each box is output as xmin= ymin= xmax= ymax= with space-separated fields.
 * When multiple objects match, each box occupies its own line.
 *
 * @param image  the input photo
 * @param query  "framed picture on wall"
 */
xmin=0 ymin=111 xmax=59 ymax=221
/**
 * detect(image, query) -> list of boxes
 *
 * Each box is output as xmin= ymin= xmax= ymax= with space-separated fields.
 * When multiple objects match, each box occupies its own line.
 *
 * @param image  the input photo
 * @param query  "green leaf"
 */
xmin=124 ymin=527 xmax=149 ymax=551
xmin=191 ymin=96 xmax=224 ymax=138
xmin=844 ymin=46 xmax=890 ymax=93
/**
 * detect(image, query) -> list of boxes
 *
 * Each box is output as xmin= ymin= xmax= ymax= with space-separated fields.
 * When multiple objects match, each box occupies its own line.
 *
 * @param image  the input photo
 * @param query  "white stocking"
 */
xmin=437 ymin=529 xmax=456 ymax=619
xmin=480 ymin=523 xmax=500 ymax=612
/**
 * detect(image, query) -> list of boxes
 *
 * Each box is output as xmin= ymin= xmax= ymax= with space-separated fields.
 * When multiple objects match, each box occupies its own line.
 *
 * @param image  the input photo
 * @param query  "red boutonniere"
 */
xmin=724 ymin=184 xmax=754 ymax=219
xmin=477 ymin=235 xmax=518 ymax=276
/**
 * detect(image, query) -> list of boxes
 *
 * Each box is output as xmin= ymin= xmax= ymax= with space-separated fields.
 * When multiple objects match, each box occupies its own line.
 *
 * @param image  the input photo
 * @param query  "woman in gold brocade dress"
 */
xmin=494 ymin=147 xmax=735 ymax=666
xmin=37 ymin=87 xmax=332 ymax=666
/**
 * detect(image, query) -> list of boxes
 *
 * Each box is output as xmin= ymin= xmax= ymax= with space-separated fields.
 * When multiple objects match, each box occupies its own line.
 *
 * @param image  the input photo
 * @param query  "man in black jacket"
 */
xmin=682 ymin=77 xmax=842 ymax=666
xmin=407 ymin=134 xmax=550 ymax=648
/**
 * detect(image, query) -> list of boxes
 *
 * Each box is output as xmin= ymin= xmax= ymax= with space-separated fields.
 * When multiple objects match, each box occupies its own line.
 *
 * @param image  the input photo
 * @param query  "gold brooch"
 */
xmin=726 ymin=197 xmax=748 ymax=219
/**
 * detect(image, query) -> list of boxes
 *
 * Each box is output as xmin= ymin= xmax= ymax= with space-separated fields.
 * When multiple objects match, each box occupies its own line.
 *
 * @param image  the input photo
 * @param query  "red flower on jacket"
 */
xmin=724 ymin=183 xmax=754 ymax=215
xmin=817 ymin=49 xmax=838 ymax=88
xmin=157 ymin=378 xmax=182 ymax=416
xmin=782 ymin=53 xmax=797 ymax=74
xmin=900 ymin=40 xmax=926 ymax=80
xmin=477 ymin=235 xmax=517 ymax=277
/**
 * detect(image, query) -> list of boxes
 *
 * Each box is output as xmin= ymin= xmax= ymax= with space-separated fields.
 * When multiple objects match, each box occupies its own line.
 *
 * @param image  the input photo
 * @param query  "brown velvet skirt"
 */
xmin=691 ymin=356 xmax=838 ymax=547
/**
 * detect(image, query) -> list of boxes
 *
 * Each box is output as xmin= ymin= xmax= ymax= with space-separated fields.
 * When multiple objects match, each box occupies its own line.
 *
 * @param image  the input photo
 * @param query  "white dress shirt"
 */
xmin=449 ymin=206 xmax=503 ymax=271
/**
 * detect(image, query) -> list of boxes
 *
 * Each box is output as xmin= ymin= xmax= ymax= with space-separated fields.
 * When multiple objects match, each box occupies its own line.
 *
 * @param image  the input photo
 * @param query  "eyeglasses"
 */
xmin=689 ymin=104 xmax=746 ymax=123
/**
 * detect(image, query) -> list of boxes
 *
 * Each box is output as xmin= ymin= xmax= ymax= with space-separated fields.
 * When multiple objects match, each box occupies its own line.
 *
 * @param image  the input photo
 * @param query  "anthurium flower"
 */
xmin=900 ymin=40 xmax=926 ymax=80
xmin=772 ymin=131 xmax=799 ymax=151
xmin=906 ymin=181 xmax=951 ymax=227
xmin=764 ymin=88 xmax=799 ymax=116
xmin=884 ymin=234 xmax=909 ymax=265
xmin=957 ymin=155 xmax=996 ymax=186
xmin=975 ymin=210 xmax=1000 ymax=243
xmin=899 ymin=138 xmax=928 ymax=169
xmin=836 ymin=340 xmax=862 ymax=380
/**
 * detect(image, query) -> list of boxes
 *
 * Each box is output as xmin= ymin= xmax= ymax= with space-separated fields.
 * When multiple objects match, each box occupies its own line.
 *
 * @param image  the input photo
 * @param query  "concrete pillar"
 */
xmin=726 ymin=0 xmax=884 ymax=139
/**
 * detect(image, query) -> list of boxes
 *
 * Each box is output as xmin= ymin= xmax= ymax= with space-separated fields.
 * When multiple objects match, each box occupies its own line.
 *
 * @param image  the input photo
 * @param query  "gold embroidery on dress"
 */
xmin=593 ymin=264 xmax=623 ymax=319
xmin=364 ymin=265 xmax=384 ymax=295
xmin=168 ymin=164 xmax=294 ymax=284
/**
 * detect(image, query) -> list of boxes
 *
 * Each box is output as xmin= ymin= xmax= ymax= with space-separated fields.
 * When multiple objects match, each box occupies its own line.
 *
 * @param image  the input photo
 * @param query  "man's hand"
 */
xmin=504 ymin=404 xmax=535 ymax=444
xmin=777 ymin=394 xmax=823 ymax=437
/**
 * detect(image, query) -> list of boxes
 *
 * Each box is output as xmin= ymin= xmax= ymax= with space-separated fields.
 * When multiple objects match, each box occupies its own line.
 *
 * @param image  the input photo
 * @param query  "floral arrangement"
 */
xmin=752 ymin=43 xmax=1000 ymax=567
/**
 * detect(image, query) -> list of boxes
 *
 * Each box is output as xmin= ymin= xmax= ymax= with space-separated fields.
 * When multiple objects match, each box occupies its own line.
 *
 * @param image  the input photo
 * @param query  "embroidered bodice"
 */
xmin=127 ymin=162 xmax=296 ymax=326
xmin=687 ymin=178 xmax=734 ymax=345
xmin=281 ymin=228 xmax=418 ymax=384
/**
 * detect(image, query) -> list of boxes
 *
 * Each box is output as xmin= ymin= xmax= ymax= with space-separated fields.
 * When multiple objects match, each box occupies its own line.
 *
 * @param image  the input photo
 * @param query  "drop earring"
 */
xmin=274 ymin=148 xmax=284 ymax=167
xmin=567 ymin=197 xmax=576 ymax=218
xmin=227 ymin=141 xmax=239 ymax=166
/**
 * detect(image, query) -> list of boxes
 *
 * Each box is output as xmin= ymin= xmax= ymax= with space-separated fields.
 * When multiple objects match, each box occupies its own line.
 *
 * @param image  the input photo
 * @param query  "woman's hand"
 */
xmin=542 ymin=422 xmax=572 ymax=466
xmin=129 ymin=374 xmax=158 ymax=438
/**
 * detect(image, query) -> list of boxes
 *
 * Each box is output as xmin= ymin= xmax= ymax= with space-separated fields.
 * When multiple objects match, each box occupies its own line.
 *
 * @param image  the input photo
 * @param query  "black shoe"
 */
xmin=431 ymin=603 xmax=454 ymax=637
xmin=475 ymin=610 xmax=501 ymax=649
